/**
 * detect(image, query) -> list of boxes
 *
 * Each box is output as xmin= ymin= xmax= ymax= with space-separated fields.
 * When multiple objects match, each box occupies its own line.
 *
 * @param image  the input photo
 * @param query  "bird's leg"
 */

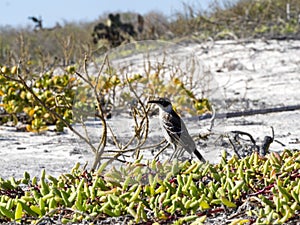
xmin=178 ymin=148 xmax=185 ymax=157
xmin=169 ymin=144 xmax=178 ymax=161
xmin=172 ymin=147 xmax=185 ymax=160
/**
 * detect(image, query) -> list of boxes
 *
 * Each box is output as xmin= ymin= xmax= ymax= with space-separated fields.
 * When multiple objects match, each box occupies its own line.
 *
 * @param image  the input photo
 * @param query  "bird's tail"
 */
xmin=193 ymin=149 xmax=206 ymax=163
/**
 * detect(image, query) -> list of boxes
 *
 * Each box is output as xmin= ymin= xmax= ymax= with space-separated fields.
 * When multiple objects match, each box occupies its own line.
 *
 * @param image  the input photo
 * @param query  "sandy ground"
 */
xmin=0 ymin=39 xmax=300 ymax=179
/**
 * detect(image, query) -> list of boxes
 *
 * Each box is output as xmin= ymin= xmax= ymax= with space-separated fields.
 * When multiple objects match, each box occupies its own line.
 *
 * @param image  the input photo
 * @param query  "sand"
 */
xmin=0 ymin=39 xmax=299 ymax=179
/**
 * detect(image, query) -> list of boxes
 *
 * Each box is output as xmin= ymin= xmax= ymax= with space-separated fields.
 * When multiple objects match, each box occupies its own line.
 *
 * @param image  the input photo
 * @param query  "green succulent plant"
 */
xmin=0 ymin=149 xmax=299 ymax=224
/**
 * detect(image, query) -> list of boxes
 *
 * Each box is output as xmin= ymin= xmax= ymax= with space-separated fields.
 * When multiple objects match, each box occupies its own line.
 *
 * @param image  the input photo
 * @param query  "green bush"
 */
xmin=1 ymin=58 xmax=212 ymax=132
xmin=0 ymin=67 xmax=76 ymax=132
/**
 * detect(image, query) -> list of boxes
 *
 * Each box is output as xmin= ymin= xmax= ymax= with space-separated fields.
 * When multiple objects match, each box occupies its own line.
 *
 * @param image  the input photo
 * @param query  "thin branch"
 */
xmin=107 ymin=123 xmax=122 ymax=150
xmin=125 ymin=74 xmax=150 ymax=150
xmin=208 ymin=104 xmax=216 ymax=132
xmin=76 ymin=55 xmax=110 ymax=169
xmin=231 ymin=130 xmax=259 ymax=152
xmin=154 ymin=142 xmax=170 ymax=160
xmin=228 ymin=137 xmax=242 ymax=159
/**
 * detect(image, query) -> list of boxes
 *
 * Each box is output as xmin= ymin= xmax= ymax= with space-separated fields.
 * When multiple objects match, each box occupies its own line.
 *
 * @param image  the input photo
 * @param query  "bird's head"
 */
xmin=148 ymin=98 xmax=173 ymax=113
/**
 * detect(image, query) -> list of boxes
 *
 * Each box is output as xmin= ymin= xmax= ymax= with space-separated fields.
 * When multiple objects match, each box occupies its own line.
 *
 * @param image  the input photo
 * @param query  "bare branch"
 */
xmin=231 ymin=130 xmax=259 ymax=152
xmin=260 ymin=126 xmax=275 ymax=156
xmin=228 ymin=137 xmax=242 ymax=159
xmin=154 ymin=142 xmax=170 ymax=160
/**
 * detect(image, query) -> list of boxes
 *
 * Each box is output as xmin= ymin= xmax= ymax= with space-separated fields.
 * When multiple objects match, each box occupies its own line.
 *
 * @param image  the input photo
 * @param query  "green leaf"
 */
xmin=15 ymin=202 xmax=23 ymax=221
xmin=220 ymin=197 xmax=237 ymax=208
xmin=199 ymin=200 xmax=210 ymax=209
xmin=30 ymin=205 xmax=42 ymax=216
xmin=0 ymin=205 xmax=14 ymax=219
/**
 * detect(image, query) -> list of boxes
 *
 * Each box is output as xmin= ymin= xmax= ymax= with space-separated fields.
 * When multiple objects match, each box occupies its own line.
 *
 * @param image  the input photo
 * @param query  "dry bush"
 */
xmin=163 ymin=0 xmax=300 ymax=40
xmin=1 ymin=0 xmax=299 ymax=68
xmin=0 ymin=22 xmax=93 ymax=68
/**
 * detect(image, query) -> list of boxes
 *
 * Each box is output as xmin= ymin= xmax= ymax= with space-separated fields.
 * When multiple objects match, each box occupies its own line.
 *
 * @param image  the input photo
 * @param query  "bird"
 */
xmin=148 ymin=98 xmax=206 ymax=163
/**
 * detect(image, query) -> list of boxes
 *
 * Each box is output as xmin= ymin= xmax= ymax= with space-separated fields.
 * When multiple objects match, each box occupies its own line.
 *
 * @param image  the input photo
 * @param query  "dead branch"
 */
xmin=227 ymin=130 xmax=259 ymax=158
xmin=260 ymin=126 xmax=274 ymax=156
xmin=260 ymin=136 xmax=273 ymax=156
xmin=125 ymin=74 xmax=150 ymax=158
xmin=228 ymin=126 xmax=281 ymax=158
xmin=228 ymin=137 xmax=242 ymax=159
xmin=208 ymin=105 xmax=216 ymax=132
xmin=231 ymin=130 xmax=259 ymax=152
xmin=80 ymin=54 xmax=109 ymax=170
xmin=154 ymin=142 xmax=171 ymax=160
xmin=231 ymin=130 xmax=257 ymax=146
xmin=193 ymin=104 xmax=300 ymax=121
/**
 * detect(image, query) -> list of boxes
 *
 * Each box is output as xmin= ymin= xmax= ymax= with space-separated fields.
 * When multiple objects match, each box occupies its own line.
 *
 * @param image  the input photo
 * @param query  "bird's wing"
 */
xmin=162 ymin=111 xmax=182 ymax=136
xmin=162 ymin=112 xmax=195 ymax=152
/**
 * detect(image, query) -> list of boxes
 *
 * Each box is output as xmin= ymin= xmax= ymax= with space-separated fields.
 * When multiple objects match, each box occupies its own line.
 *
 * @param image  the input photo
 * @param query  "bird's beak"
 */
xmin=148 ymin=100 xmax=160 ymax=104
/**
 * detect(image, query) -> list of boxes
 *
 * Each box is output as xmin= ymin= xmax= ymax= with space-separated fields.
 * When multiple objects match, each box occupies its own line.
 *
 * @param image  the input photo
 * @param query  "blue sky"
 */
xmin=1 ymin=0 xmax=212 ymax=28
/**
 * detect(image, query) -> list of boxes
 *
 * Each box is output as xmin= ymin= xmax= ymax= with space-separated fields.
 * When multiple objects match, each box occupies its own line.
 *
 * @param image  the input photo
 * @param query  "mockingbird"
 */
xmin=148 ymin=98 xmax=206 ymax=162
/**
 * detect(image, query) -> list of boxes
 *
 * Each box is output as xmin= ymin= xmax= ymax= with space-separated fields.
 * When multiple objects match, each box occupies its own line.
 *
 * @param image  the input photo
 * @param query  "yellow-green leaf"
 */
xmin=199 ymin=200 xmax=210 ymax=209
xmin=221 ymin=197 xmax=237 ymax=208
xmin=15 ymin=202 xmax=23 ymax=221
xmin=30 ymin=205 xmax=42 ymax=216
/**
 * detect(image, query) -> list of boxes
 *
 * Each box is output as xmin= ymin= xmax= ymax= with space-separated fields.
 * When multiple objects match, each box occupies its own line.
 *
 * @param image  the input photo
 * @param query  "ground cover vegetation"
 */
xmin=0 ymin=150 xmax=299 ymax=224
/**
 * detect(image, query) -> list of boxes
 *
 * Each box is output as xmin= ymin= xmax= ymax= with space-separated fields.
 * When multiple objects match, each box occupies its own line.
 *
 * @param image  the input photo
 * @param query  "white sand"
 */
xmin=0 ymin=39 xmax=299 ymax=179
